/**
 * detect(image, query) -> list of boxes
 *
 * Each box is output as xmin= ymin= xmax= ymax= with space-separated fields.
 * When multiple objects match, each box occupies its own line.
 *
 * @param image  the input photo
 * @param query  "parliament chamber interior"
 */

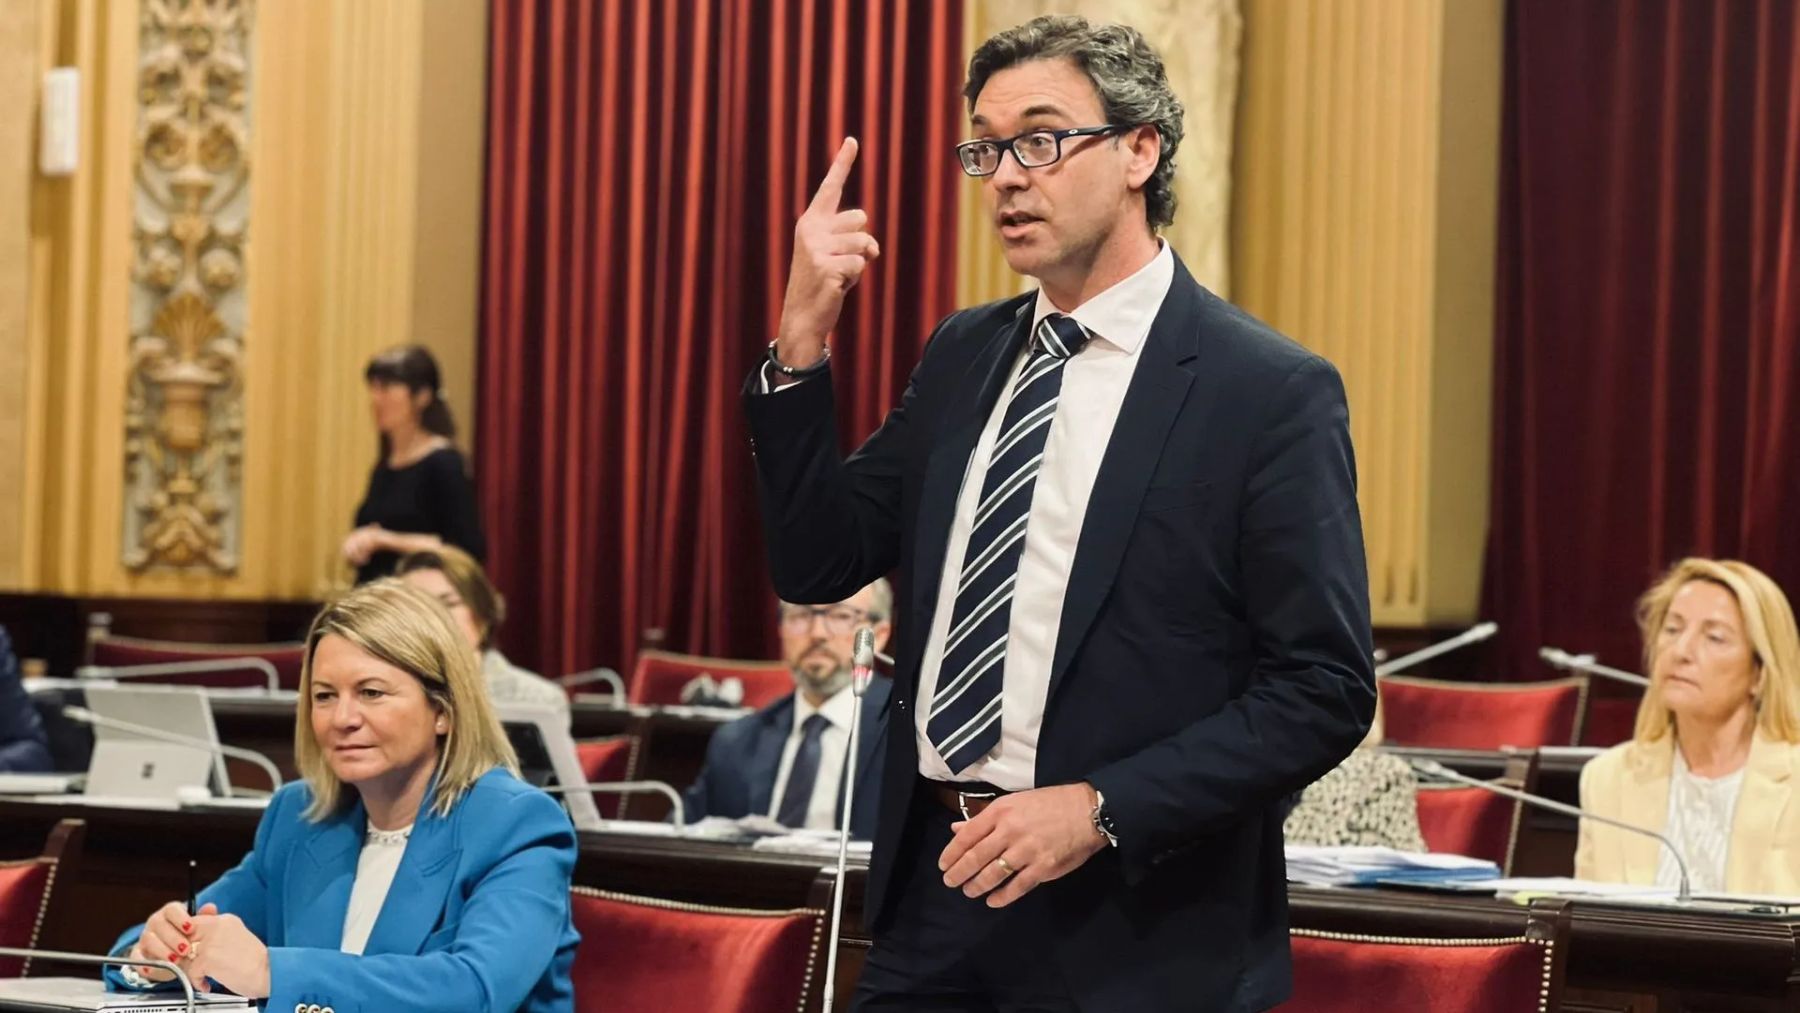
xmin=1 ymin=0 xmax=1798 ymax=1011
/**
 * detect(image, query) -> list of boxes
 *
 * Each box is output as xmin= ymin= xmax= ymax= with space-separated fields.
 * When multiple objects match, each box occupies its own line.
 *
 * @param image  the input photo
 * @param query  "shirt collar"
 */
xmin=793 ymin=682 xmax=857 ymax=733
xmin=1029 ymin=239 xmax=1174 ymax=357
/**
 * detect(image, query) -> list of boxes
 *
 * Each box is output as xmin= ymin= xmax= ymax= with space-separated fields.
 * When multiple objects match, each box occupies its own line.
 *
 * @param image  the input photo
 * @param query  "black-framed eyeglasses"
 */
xmin=955 ymin=124 xmax=1133 ymax=177
xmin=779 ymin=605 xmax=871 ymax=636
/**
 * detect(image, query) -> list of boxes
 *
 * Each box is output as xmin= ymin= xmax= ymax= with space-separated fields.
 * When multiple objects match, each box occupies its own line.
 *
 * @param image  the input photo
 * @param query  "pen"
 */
xmin=186 ymin=859 xmax=197 ymax=917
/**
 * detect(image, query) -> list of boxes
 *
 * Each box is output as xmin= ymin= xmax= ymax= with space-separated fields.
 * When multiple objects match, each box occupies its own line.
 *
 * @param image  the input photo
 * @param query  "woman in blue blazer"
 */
xmin=109 ymin=580 xmax=579 ymax=1012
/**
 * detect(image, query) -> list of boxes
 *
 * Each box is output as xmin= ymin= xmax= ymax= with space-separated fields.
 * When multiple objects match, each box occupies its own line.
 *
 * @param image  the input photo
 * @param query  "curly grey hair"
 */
xmin=964 ymin=15 xmax=1185 ymax=230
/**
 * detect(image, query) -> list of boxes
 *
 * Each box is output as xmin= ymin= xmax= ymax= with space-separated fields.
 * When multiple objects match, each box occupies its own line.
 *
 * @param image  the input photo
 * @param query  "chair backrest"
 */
xmin=628 ymin=650 xmax=793 ymax=709
xmin=573 ymin=736 xmax=639 ymax=820
xmin=1413 ymin=749 xmax=1536 ymax=874
xmin=1380 ymin=674 xmax=1588 ymax=750
xmin=89 ymin=635 xmax=307 ymax=691
xmin=569 ymin=887 xmax=824 ymax=1013
xmin=0 ymin=820 xmax=84 ymax=978
xmin=1282 ymin=932 xmax=1557 ymax=1013
xmin=1581 ymin=691 xmax=1640 ymax=746
xmin=1415 ymin=787 xmax=1520 ymax=871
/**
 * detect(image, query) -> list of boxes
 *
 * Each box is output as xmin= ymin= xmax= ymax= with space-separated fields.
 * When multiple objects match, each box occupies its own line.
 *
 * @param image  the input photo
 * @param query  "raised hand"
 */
xmin=774 ymin=137 xmax=881 ymax=371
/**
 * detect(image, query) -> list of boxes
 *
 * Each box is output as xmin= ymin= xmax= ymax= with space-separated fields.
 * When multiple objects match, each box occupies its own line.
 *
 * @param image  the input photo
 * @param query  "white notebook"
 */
xmin=0 ymin=978 xmax=251 ymax=1011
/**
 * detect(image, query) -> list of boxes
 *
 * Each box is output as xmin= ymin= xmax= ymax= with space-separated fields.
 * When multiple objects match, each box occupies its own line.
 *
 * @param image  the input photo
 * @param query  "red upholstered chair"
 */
xmin=89 ymin=634 xmax=306 ymax=691
xmin=569 ymin=887 xmax=825 ymax=1013
xmin=1581 ymin=691 xmax=1640 ymax=746
xmin=574 ymin=736 xmax=639 ymax=820
xmin=1280 ymin=925 xmax=1567 ymax=1013
xmin=0 ymin=820 xmax=84 ymax=978
xmin=1412 ymin=749 xmax=1535 ymax=873
xmin=628 ymin=650 xmax=793 ymax=710
xmin=1415 ymin=786 xmax=1522 ymax=871
xmin=1379 ymin=675 xmax=1588 ymax=750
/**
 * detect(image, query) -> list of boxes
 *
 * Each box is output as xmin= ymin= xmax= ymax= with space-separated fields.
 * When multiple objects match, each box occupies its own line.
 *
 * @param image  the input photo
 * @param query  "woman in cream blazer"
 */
xmin=1577 ymin=558 xmax=1800 ymax=895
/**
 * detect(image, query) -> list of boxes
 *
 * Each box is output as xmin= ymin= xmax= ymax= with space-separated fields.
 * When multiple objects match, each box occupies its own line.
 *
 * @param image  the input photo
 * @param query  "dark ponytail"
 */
xmin=365 ymin=344 xmax=457 ymax=453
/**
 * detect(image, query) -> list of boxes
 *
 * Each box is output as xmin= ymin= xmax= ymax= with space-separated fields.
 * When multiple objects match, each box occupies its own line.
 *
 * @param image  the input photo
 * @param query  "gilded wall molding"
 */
xmin=125 ymin=0 xmax=253 ymax=572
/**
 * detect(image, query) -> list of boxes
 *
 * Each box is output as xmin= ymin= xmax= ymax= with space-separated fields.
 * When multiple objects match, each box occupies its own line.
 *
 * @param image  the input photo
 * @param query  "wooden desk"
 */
xmin=3 ymin=797 xmax=1796 ymax=1011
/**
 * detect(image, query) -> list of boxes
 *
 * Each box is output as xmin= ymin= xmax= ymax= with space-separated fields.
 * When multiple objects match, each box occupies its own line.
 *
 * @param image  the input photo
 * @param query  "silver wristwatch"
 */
xmin=1091 ymin=789 xmax=1119 ymax=848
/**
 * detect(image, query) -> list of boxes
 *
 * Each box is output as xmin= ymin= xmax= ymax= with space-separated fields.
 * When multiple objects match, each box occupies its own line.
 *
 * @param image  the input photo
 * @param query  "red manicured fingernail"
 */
xmin=182 ymin=922 xmax=191 ymax=933
xmin=167 ymin=952 xmax=178 ymax=961
xmin=177 ymin=943 xmax=187 ymax=953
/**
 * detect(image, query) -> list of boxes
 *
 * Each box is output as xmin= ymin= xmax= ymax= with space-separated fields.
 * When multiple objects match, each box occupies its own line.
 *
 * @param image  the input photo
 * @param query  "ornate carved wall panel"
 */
xmin=125 ymin=0 xmax=253 ymax=572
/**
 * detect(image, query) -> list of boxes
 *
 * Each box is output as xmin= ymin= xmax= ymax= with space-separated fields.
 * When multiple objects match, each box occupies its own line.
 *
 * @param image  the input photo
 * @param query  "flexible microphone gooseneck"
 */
xmin=820 ymin=626 xmax=877 ymax=1013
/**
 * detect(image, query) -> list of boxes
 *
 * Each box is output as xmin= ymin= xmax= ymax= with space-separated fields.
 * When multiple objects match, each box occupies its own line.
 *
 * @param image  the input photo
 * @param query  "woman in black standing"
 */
xmin=342 ymin=345 xmax=486 ymax=584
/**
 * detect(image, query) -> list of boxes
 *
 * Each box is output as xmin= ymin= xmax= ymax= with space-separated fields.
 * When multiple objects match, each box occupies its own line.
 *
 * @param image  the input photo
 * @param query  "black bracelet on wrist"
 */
xmin=767 ymin=340 xmax=831 ymax=379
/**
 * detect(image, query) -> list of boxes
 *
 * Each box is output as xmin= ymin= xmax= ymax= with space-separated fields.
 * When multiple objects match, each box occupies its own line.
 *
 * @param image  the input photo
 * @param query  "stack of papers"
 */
xmin=1285 ymin=846 xmax=1500 ymax=886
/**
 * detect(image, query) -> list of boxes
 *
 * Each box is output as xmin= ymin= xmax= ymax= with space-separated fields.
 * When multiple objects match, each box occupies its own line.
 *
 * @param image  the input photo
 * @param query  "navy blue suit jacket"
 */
xmin=682 ymin=678 xmax=889 ymax=841
xmin=0 ymin=626 xmax=51 ymax=774
xmin=110 ymin=769 xmax=579 ymax=1013
xmin=743 ymin=255 xmax=1375 ymax=1011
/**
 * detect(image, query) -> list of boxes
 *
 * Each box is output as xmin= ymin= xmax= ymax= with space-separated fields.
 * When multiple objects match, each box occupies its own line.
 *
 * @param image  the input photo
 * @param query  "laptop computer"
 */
xmin=81 ymin=685 xmax=230 ymax=802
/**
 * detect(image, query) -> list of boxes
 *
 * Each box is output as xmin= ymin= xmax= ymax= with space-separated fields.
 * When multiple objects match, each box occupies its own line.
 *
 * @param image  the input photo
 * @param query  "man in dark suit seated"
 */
xmin=682 ymin=580 xmax=892 ymax=840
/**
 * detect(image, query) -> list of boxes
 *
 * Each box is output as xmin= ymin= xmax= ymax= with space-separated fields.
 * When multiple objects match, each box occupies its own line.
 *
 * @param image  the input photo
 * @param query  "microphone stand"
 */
xmin=558 ymin=667 xmax=628 ymax=699
xmin=1539 ymin=647 xmax=1651 ymax=687
xmin=821 ymin=627 xmax=876 ymax=1013
xmin=1409 ymin=757 xmax=1690 ymax=903
xmin=0 ymin=946 xmax=198 ymax=1012
xmin=540 ymin=780 xmax=686 ymax=829
xmin=1376 ymin=622 xmax=1499 ymax=677
xmin=64 ymin=705 xmax=284 ymax=796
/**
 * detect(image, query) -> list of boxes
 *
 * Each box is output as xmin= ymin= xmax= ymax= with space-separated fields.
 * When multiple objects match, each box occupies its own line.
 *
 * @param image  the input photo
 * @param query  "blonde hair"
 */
xmin=295 ymin=579 xmax=519 ymax=821
xmin=1632 ymin=557 xmax=1800 ymax=744
xmin=395 ymin=543 xmax=506 ymax=650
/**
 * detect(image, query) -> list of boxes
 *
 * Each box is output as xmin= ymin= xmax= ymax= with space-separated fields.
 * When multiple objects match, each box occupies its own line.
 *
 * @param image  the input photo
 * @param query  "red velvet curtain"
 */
xmin=479 ymin=1 xmax=965 ymax=677
xmin=1486 ymin=0 xmax=1800 ymax=676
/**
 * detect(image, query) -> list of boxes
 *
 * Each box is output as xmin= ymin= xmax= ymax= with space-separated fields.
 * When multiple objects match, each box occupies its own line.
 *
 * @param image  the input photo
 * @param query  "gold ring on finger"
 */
xmin=994 ymin=857 xmax=1016 ymax=877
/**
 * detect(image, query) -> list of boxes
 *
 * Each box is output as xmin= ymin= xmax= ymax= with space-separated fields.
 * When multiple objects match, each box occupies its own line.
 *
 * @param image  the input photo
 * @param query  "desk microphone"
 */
xmin=62 ymin=705 xmax=284 ymax=796
xmin=821 ymin=626 xmax=878 ymax=1013
xmin=557 ymin=667 xmax=627 ymax=698
xmin=1538 ymin=647 xmax=1651 ymax=687
xmin=540 ymin=780 xmax=686 ymax=829
xmin=1407 ymin=756 xmax=1690 ymax=903
xmin=0 ymin=945 xmax=200 ymax=1012
xmin=1376 ymin=622 xmax=1498 ymax=677
xmin=78 ymin=658 xmax=281 ymax=693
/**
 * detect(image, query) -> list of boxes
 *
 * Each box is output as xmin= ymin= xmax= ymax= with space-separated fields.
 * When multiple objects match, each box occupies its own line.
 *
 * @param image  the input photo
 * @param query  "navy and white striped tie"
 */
xmin=927 ymin=313 xmax=1090 ymax=775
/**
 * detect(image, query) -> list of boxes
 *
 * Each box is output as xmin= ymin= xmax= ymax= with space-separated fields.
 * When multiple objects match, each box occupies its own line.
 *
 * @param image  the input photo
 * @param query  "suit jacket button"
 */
xmin=323 ymin=1007 xmax=335 ymax=1013
xmin=293 ymin=1006 xmax=304 ymax=1013
xmin=308 ymin=1005 xmax=323 ymax=1013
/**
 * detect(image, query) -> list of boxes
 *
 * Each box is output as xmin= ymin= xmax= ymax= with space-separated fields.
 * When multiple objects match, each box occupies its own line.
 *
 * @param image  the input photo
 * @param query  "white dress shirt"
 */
xmin=339 ymin=823 xmax=412 ymax=955
xmin=766 ymin=684 xmax=857 ymax=830
xmin=914 ymin=242 xmax=1175 ymax=789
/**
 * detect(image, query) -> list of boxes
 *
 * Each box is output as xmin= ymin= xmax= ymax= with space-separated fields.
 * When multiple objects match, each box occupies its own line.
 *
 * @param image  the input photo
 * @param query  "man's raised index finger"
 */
xmin=809 ymin=137 xmax=859 ymax=212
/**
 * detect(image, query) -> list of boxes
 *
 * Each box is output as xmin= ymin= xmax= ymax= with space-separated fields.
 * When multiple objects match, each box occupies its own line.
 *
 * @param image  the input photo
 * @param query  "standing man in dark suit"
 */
xmin=744 ymin=14 xmax=1374 ymax=1012
xmin=682 ymin=580 xmax=892 ymax=840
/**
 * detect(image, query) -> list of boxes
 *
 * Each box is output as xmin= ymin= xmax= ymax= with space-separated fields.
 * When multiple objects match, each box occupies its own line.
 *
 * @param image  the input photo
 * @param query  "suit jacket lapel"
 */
xmin=363 ymin=791 xmax=461 ymax=956
xmin=284 ymin=801 xmax=364 ymax=949
xmin=908 ymin=303 xmax=1035 ymax=687
xmin=746 ymin=699 xmax=793 ymax=817
xmin=1727 ymin=732 xmax=1793 ymax=892
xmin=1045 ymin=263 xmax=1201 ymax=707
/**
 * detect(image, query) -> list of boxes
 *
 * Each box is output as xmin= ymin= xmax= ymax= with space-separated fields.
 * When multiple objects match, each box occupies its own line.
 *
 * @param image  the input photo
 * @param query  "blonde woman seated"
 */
xmin=1577 ymin=557 xmax=1800 ymax=894
xmin=1284 ymin=696 xmax=1427 ymax=851
xmin=106 ymin=580 xmax=579 ymax=1012
xmin=397 ymin=544 xmax=570 ymax=722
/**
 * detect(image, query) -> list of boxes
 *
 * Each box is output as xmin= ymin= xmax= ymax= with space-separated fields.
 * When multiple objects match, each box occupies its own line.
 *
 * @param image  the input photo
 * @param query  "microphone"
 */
xmin=851 ymin=627 xmax=876 ymax=696
xmin=63 ymin=705 xmax=284 ymax=796
xmin=557 ymin=667 xmax=627 ymax=699
xmin=1376 ymin=622 xmax=1499 ymax=677
xmin=540 ymin=780 xmax=686 ymax=829
xmin=1407 ymin=756 xmax=1690 ymax=903
xmin=1539 ymin=646 xmax=1651 ymax=687
xmin=78 ymin=658 xmax=281 ymax=693
xmin=0 ymin=945 xmax=200 ymax=1012
xmin=822 ymin=625 xmax=880 ymax=1013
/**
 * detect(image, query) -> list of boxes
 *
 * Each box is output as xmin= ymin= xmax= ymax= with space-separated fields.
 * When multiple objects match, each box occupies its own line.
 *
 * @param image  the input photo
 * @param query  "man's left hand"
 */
xmin=939 ymin=782 xmax=1107 ymax=908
